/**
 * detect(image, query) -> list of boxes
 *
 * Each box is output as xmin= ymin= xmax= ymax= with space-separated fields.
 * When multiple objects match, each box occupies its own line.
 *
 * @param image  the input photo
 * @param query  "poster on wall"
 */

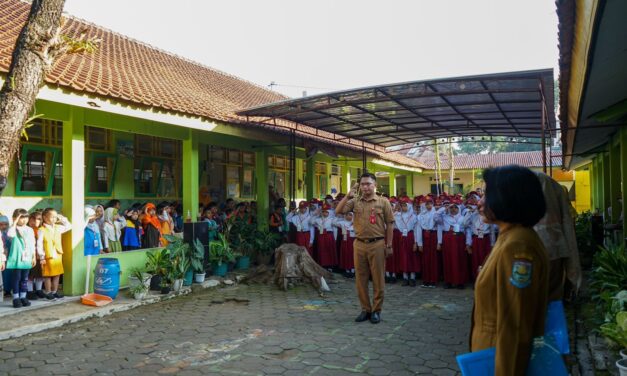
xmin=226 ymin=166 xmax=240 ymax=198
xmin=242 ymin=168 xmax=253 ymax=198
xmin=116 ymin=140 xmax=134 ymax=158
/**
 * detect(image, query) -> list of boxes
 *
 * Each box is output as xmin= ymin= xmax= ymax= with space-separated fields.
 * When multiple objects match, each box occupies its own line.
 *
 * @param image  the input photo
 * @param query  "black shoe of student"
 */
xmin=410 ymin=279 xmax=417 ymax=287
xmin=355 ymin=311 xmax=371 ymax=322
xmin=27 ymin=291 xmax=38 ymax=300
xmin=421 ymin=282 xmax=429 ymax=288
xmin=389 ymin=276 xmax=397 ymax=284
xmin=53 ymin=292 xmax=64 ymax=299
xmin=401 ymin=279 xmax=409 ymax=286
xmin=456 ymin=284 xmax=465 ymax=290
xmin=429 ymin=283 xmax=437 ymax=288
xmin=35 ymin=290 xmax=46 ymax=299
xmin=12 ymin=299 xmax=22 ymax=308
xmin=370 ymin=311 xmax=381 ymax=324
xmin=20 ymin=298 xmax=31 ymax=307
xmin=384 ymin=276 xmax=390 ymax=283
xmin=45 ymin=293 xmax=55 ymax=300
xmin=444 ymin=283 xmax=453 ymax=289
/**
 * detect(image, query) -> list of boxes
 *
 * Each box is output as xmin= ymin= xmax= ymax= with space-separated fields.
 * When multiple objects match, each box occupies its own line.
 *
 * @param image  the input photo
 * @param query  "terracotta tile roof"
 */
xmin=0 ymin=0 xmax=422 ymax=169
xmin=415 ymin=151 xmax=563 ymax=170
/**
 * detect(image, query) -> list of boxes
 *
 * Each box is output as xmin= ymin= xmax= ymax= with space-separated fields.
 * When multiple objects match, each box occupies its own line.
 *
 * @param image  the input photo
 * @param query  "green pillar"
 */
xmin=389 ymin=171 xmax=397 ymax=196
xmin=406 ymin=173 xmax=414 ymax=197
xmin=602 ymin=152 xmax=611 ymax=218
xmin=62 ymin=107 xmax=85 ymax=295
xmin=621 ymin=129 xmax=627 ymax=240
xmin=306 ymin=156 xmax=315 ymax=200
xmin=343 ymin=160 xmax=351 ymax=195
xmin=255 ymin=148 xmax=269 ymax=229
xmin=590 ymin=159 xmax=596 ymax=212
xmin=609 ymin=141 xmax=621 ymax=223
xmin=183 ymin=129 xmax=199 ymax=221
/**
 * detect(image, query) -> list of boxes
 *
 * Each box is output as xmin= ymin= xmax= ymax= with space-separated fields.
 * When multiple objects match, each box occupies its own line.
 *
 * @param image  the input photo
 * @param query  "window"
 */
xmin=52 ymin=152 xmax=63 ymax=196
xmin=242 ymin=168 xmax=254 ymax=198
xmin=315 ymin=162 xmax=327 ymax=175
xmin=331 ymin=164 xmax=341 ymax=176
xmin=134 ymin=135 xmax=182 ymax=197
xmin=243 ymin=152 xmax=255 ymax=166
xmin=87 ymin=153 xmax=117 ymax=196
xmin=21 ymin=118 xmax=63 ymax=146
xmin=268 ymin=155 xmax=288 ymax=170
xmin=16 ymin=145 xmax=60 ymax=196
xmin=226 ymin=166 xmax=240 ymax=198
xmin=85 ymin=126 xmax=111 ymax=151
xmin=228 ymin=150 xmax=242 ymax=165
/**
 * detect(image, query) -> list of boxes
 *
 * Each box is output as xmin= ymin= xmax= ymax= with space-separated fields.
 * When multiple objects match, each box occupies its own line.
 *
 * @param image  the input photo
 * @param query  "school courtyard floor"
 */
xmin=0 ymin=278 xmax=473 ymax=376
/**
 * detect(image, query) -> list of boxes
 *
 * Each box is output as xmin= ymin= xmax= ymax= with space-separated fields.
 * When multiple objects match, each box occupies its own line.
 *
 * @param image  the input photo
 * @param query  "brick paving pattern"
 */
xmin=0 ymin=278 xmax=473 ymax=375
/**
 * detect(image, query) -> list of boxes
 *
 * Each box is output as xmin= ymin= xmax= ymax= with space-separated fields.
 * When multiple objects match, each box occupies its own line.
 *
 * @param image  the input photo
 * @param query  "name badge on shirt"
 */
xmin=319 ymin=227 xmax=324 ymax=235
xmin=453 ymin=224 xmax=460 ymax=233
xmin=343 ymin=233 xmax=347 ymax=241
xmin=278 ymin=226 xmax=283 ymax=233
xmin=402 ymin=229 xmax=408 ymax=237
xmin=94 ymin=239 xmax=100 ymax=248
xmin=369 ymin=208 xmax=376 ymax=224
xmin=296 ymin=225 xmax=302 ymax=232
xmin=478 ymin=230 xmax=484 ymax=239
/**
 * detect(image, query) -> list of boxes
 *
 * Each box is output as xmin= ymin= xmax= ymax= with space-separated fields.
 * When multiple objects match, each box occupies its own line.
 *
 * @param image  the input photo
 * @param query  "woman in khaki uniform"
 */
xmin=472 ymin=165 xmax=549 ymax=376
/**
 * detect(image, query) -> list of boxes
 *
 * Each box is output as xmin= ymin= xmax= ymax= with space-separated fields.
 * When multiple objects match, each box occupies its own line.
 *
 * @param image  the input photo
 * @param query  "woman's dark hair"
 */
xmin=360 ymin=172 xmax=377 ymax=182
xmin=105 ymin=199 xmax=120 ymax=209
xmin=482 ymin=165 xmax=546 ymax=227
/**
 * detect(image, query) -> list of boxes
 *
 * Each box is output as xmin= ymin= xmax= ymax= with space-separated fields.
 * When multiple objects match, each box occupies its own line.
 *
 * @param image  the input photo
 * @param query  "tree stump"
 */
xmin=273 ymin=243 xmax=333 ymax=291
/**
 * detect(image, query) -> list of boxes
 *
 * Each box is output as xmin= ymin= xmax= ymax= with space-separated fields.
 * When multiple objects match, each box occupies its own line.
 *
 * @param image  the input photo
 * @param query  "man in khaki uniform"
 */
xmin=336 ymin=173 xmax=395 ymax=324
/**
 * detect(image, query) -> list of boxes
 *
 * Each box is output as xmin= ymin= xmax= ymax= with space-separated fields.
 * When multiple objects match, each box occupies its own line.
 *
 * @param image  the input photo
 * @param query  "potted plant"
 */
xmin=128 ymin=267 xmax=151 ymax=290
xmin=208 ymin=233 xmax=235 ymax=277
xmin=226 ymin=222 xmax=256 ymax=270
xmin=253 ymin=229 xmax=281 ymax=266
xmin=164 ymin=235 xmax=194 ymax=287
xmin=171 ymin=256 xmax=189 ymax=292
xmin=191 ymin=238 xmax=206 ymax=283
xmin=130 ymin=280 xmax=149 ymax=300
xmin=145 ymin=248 xmax=170 ymax=291
xmin=160 ymin=275 xmax=171 ymax=294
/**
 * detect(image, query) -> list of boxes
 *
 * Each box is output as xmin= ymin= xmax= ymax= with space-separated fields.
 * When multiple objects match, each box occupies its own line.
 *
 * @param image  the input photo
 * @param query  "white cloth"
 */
xmin=334 ymin=218 xmax=355 ymax=238
xmin=394 ymin=211 xmax=417 ymax=237
xmin=415 ymin=208 xmax=437 ymax=246
xmin=287 ymin=212 xmax=312 ymax=232
xmin=311 ymin=216 xmax=338 ymax=242
xmin=462 ymin=211 xmax=496 ymax=246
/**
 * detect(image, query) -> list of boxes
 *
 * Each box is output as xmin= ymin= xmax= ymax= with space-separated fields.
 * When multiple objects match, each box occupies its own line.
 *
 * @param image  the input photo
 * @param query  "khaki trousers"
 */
xmin=353 ymin=239 xmax=385 ymax=313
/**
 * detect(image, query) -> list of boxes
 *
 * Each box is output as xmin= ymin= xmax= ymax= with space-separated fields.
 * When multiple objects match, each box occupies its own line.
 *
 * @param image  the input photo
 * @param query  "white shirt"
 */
xmin=287 ymin=211 xmax=312 ymax=232
xmin=36 ymin=218 xmax=71 ymax=260
xmin=394 ymin=211 xmax=417 ymax=237
xmin=462 ymin=211 xmax=496 ymax=246
xmin=436 ymin=212 xmax=465 ymax=245
xmin=415 ymin=207 xmax=437 ymax=246
xmin=311 ymin=216 xmax=338 ymax=243
xmin=334 ymin=218 xmax=355 ymax=239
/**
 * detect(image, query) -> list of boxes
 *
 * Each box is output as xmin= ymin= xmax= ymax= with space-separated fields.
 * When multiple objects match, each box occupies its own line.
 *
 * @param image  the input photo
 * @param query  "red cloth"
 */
xmin=398 ymin=231 xmax=420 ymax=273
xmin=315 ymin=231 xmax=337 ymax=267
xmin=470 ymin=235 xmax=492 ymax=280
xmin=339 ymin=235 xmax=354 ymax=270
xmin=421 ymin=230 xmax=439 ymax=283
xmin=295 ymin=231 xmax=312 ymax=256
xmin=442 ymin=231 xmax=468 ymax=285
xmin=386 ymin=229 xmax=402 ymax=273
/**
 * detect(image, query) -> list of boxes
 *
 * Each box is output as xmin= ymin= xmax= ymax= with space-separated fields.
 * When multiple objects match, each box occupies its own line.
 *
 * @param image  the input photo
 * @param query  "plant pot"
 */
xmin=133 ymin=291 xmax=146 ymax=300
xmin=150 ymin=275 xmax=162 ymax=291
xmin=194 ymin=273 xmax=206 ymax=283
xmin=621 ymin=348 xmax=627 ymax=359
xmin=160 ymin=286 xmax=170 ymax=294
xmin=212 ymin=262 xmax=228 ymax=277
xmin=129 ymin=273 xmax=152 ymax=290
xmin=617 ymin=358 xmax=627 ymax=376
xmin=183 ymin=269 xmax=194 ymax=286
xmin=227 ymin=261 xmax=236 ymax=272
xmin=172 ymin=279 xmax=184 ymax=292
xmin=236 ymin=256 xmax=250 ymax=270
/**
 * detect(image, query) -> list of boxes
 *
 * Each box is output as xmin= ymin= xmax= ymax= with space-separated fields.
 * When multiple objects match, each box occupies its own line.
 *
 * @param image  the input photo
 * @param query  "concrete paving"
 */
xmin=0 ymin=277 xmax=473 ymax=375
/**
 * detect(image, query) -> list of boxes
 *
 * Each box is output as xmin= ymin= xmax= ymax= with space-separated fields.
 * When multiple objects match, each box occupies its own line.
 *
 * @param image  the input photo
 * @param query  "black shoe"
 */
xmin=429 ymin=283 xmax=437 ymax=288
xmin=27 ymin=291 xmax=38 ymax=300
xmin=389 ymin=276 xmax=397 ymax=284
xmin=35 ymin=290 xmax=46 ymax=299
xmin=12 ymin=299 xmax=22 ymax=308
xmin=444 ymin=283 xmax=453 ymax=289
xmin=370 ymin=311 xmax=381 ymax=324
xmin=53 ymin=292 xmax=64 ymax=299
xmin=355 ymin=311 xmax=371 ymax=322
xmin=20 ymin=298 xmax=31 ymax=307
xmin=456 ymin=284 xmax=465 ymax=290
xmin=421 ymin=283 xmax=429 ymax=288
xmin=401 ymin=279 xmax=409 ymax=286
xmin=45 ymin=293 xmax=55 ymax=300
xmin=410 ymin=279 xmax=417 ymax=287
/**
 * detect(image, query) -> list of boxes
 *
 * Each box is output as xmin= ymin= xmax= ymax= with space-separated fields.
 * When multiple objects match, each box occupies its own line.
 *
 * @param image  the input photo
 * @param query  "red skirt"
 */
xmin=386 ymin=229 xmax=402 ymax=273
xmin=421 ymin=230 xmax=439 ymax=283
xmin=295 ymin=231 xmax=313 ymax=256
xmin=442 ymin=231 xmax=468 ymax=285
xmin=470 ymin=235 xmax=492 ymax=280
xmin=315 ymin=231 xmax=338 ymax=267
xmin=339 ymin=235 xmax=355 ymax=270
xmin=398 ymin=231 xmax=420 ymax=273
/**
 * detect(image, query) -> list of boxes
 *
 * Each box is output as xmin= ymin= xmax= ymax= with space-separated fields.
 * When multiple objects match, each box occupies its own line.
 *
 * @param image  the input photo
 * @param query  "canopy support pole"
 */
xmin=541 ymin=94 xmax=547 ymax=174
xmin=362 ymin=145 xmax=367 ymax=173
xmin=289 ymin=129 xmax=296 ymax=205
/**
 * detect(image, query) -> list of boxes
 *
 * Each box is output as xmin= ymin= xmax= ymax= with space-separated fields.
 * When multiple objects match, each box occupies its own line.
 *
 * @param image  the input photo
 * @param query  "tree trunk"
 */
xmin=0 ymin=0 xmax=66 ymax=195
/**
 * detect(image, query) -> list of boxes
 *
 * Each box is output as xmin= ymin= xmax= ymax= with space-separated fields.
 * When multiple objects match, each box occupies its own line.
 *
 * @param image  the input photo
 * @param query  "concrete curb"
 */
xmin=0 ymin=275 xmax=242 ymax=341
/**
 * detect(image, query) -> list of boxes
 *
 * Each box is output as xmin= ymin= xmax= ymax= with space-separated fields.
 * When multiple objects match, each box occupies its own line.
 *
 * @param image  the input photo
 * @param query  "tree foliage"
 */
xmin=455 ymin=137 xmax=542 ymax=155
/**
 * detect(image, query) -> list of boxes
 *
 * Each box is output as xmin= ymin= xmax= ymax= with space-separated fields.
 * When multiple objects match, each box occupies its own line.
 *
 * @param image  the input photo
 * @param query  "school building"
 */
xmin=557 ymin=0 xmax=627 ymax=242
xmin=0 ymin=0 xmax=424 ymax=295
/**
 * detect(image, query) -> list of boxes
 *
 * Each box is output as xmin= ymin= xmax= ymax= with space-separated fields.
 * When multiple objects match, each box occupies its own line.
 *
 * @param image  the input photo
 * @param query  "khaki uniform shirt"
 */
xmin=471 ymin=225 xmax=549 ymax=376
xmin=340 ymin=195 xmax=394 ymax=239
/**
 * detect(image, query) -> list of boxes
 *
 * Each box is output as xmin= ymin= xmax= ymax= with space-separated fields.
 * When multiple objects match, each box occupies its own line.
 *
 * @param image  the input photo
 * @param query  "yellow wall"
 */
xmin=575 ymin=169 xmax=591 ymax=213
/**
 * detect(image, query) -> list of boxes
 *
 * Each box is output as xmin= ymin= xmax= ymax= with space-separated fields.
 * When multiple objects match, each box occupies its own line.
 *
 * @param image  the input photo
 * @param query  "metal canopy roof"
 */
xmin=239 ymin=69 xmax=556 ymax=149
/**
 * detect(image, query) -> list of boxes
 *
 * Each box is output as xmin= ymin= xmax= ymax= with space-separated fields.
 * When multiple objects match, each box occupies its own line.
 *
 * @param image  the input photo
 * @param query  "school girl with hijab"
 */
xmin=437 ymin=200 xmax=469 ymax=289
xmin=157 ymin=202 xmax=174 ymax=246
xmin=36 ymin=208 xmax=71 ymax=299
xmin=416 ymin=197 xmax=439 ymax=288
xmin=141 ymin=203 xmax=162 ymax=248
xmin=121 ymin=209 xmax=142 ymax=251
xmin=27 ymin=211 xmax=45 ymax=299
xmin=84 ymin=207 xmax=103 ymax=256
xmin=310 ymin=203 xmax=338 ymax=270
xmin=334 ymin=211 xmax=355 ymax=278
xmin=385 ymin=198 xmax=400 ymax=283
xmin=463 ymin=197 xmax=496 ymax=280
xmin=6 ymin=209 xmax=37 ymax=308
xmin=102 ymin=208 xmax=125 ymax=253
xmin=287 ymin=201 xmax=314 ymax=255
xmin=396 ymin=197 xmax=419 ymax=286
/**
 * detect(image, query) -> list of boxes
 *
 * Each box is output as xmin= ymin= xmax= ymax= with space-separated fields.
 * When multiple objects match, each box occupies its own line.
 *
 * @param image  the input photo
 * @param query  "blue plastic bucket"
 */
xmin=236 ymin=256 xmax=250 ymax=270
xmin=94 ymin=258 xmax=121 ymax=299
xmin=212 ymin=263 xmax=228 ymax=277
xmin=183 ymin=269 xmax=193 ymax=286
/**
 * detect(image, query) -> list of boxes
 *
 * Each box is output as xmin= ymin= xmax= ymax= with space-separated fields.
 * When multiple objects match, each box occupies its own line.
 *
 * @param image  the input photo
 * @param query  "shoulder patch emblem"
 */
xmin=510 ymin=259 xmax=533 ymax=288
